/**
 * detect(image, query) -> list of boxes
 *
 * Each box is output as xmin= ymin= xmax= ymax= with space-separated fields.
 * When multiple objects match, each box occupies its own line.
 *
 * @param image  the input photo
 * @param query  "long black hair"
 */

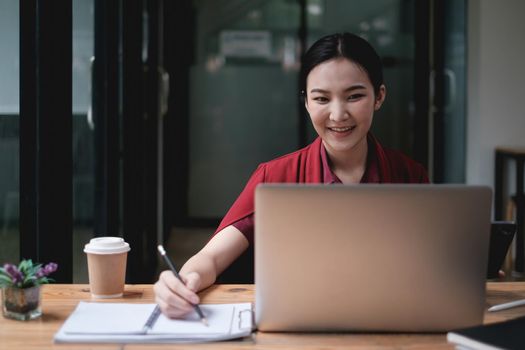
xmin=300 ymin=33 xmax=384 ymax=98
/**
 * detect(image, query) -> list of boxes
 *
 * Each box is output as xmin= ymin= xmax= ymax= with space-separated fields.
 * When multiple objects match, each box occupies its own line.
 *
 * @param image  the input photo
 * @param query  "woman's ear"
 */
xmin=374 ymin=85 xmax=386 ymax=111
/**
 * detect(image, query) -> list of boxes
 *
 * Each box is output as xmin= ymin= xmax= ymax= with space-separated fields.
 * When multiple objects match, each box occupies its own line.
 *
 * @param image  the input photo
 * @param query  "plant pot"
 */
xmin=1 ymin=285 xmax=42 ymax=320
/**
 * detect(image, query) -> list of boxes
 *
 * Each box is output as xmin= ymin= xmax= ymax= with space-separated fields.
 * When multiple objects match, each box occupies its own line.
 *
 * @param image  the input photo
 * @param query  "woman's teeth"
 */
xmin=330 ymin=126 xmax=355 ymax=132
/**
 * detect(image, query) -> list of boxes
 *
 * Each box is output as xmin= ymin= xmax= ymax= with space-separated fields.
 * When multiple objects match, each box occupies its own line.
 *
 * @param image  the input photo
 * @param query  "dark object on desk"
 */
xmin=494 ymin=147 xmax=525 ymax=272
xmin=487 ymin=221 xmax=516 ymax=279
xmin=447 ymin=315 xmax=525 ymax=350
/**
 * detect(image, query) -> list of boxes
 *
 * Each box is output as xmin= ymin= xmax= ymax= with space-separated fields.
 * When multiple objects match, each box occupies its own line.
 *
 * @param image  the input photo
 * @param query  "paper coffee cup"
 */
xmin=84 ymin=237 xmax=130 ymax=298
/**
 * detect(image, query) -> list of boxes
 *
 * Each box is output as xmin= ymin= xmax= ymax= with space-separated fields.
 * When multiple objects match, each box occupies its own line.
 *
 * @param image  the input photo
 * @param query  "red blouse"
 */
xmin=217 ymin=133 xmax=429 ymax=243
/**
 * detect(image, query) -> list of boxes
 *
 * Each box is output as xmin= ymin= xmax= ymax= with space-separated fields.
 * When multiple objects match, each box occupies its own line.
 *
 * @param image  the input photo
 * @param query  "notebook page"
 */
xmin=54 ymin=303 xmax=254 ymax=343
xmin=149 ymin=304 xmax=236 ymax=335
xmin=63 ymin=302 xmax=156 ymax=334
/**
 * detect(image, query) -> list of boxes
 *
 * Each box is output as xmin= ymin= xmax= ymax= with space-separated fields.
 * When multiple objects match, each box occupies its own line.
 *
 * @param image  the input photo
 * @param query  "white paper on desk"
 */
xmin=54 ymin=301 xmax=253 ymax=344
xmin=62 ymin=302 xmax=156 ymax=334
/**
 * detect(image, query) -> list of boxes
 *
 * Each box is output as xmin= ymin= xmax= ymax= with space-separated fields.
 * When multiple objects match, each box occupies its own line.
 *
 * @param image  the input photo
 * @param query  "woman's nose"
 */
xmin=329 ymin=102 xmax=350 ymax=122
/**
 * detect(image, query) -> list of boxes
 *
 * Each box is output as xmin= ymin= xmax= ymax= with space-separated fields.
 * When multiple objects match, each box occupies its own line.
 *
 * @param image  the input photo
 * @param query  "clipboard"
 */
xmin=54 ymin=302 xmax=253 ymax=343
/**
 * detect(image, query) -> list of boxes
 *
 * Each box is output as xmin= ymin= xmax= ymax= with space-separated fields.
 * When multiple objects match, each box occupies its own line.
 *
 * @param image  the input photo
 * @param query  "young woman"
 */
xmin=154 ymin=32 xmax=429 ymax=318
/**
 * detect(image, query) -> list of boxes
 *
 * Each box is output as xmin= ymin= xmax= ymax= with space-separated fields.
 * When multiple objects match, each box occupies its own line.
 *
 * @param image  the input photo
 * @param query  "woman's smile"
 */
xmin=326 ymin=125 xmax=357 ymax=138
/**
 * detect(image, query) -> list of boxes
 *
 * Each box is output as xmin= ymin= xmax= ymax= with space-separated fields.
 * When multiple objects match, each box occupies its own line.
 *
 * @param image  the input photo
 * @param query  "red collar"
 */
xmin=319 ymin=135 xmax=380 ymax=184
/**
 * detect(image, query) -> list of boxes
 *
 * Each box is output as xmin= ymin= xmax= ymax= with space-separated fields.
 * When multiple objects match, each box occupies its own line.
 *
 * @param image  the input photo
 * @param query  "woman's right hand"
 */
xmin=154 ymin=270 xmax=202 ymax=319
xmin=153 ymin=226 xmax=249 ymax=319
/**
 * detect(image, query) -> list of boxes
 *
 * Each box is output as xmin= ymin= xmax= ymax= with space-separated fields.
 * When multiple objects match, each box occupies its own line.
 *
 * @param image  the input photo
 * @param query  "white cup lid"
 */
xmin=84 ymin=237 xmax=130 ymax=254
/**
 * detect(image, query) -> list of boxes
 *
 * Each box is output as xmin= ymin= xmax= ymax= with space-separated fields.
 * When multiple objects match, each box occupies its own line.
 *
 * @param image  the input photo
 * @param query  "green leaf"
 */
xmin=23 ymin=276 xmax=36 ymax=289
xmin=0 ymin=275 xmax=13 ymax=287
xmin=0 ymin=275 xmax=11 ymax=282
xmin=19 ymin=259 xmax=31 ymax=271
xmin=28 ymin=264 xmax=40 ymax=277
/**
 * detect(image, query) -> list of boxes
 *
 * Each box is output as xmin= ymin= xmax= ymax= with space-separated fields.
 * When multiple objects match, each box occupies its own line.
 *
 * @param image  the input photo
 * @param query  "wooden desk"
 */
xmin=1 ymin=283 xmax=525 ymax=350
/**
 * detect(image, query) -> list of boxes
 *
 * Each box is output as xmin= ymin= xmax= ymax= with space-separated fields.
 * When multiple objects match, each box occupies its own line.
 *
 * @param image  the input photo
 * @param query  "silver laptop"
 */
xmin=255 ymin=184 xmax=492 ymax=332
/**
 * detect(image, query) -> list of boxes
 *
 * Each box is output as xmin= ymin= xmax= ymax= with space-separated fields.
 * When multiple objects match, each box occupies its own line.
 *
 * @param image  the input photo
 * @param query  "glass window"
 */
xmin=0 ymin=0 xmax=19 ymax=264
xmin=73 ymin=0 xmax=95 ymax=282
xmin=442 ymin=0 xmax=466 ymax=182
xmin=188 ymin=0 xmax=301 ymax=218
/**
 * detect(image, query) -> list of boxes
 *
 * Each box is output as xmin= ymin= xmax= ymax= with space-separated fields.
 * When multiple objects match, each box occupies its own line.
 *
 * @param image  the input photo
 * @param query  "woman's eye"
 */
xmin=313 ymin=96 xmax=329 ymax=103
xmin=348 ymin=94 xmax=364 ymax=101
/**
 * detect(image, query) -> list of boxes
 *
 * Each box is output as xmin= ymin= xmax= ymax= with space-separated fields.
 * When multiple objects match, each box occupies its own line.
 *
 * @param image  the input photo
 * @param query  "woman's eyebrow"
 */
xmin=309 ymin=88 xmax=329 ymax=94
xmin=309 ymin=84 xmax=367 ymax=94
xmin=344 ymin=84 xmax=367 ymax=92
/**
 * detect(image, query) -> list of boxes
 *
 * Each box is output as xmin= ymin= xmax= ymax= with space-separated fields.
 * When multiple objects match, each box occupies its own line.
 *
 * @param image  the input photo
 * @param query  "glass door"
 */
xmin=168 ymin=0 xmax=430 ymax=225
xmin=188 ymin=0 xmax=302 ymax=220
xmin=432 ymin=0 xmax=467 ymax=183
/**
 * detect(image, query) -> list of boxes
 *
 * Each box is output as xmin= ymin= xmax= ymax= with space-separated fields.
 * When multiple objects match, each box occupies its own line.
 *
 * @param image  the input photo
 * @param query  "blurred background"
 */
xmin=1 ymin=0 xmax=524 ymax=283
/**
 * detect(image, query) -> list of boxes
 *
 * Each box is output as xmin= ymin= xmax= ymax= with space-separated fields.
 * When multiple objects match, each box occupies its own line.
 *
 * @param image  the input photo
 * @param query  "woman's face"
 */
xmin=305 ymin=58 xmax=385 ymax=157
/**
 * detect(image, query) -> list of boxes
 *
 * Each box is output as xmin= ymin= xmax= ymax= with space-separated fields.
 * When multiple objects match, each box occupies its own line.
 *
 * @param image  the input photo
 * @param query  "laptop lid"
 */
xmin=255 ymin=184 xmax=492 ymax=332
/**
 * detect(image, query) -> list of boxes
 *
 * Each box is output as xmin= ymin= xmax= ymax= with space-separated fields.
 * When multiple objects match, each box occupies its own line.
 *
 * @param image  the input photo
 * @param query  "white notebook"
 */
xmin=54 ymin=302 xmax=253 ymax=343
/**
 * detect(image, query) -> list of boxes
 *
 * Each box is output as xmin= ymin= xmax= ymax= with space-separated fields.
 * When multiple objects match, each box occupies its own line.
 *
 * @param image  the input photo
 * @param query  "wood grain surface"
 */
xmin=1 ymin=283 xmax=524 ymax=350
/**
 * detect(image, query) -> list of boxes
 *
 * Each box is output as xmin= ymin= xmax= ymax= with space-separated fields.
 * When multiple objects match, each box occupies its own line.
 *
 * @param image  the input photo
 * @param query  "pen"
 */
xmin=157 ymin=245 xmax=209 ymax=326
xmin=142 ymin=304 xmax=161 ymax=332
xmin=488 ymin=298 xmax=525 ymax=312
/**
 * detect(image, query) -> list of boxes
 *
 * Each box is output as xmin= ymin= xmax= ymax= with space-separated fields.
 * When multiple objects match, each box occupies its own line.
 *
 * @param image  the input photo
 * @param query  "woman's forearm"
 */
xmin=179 ymin=252 xmax=218 ymax=291
xmin=179 ymin=226 xmax=250 ymax=291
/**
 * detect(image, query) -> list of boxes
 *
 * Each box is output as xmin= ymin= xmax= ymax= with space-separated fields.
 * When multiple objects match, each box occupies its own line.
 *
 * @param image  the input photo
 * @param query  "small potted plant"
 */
xmin=0 ymin=259 xmax=58 ymax=320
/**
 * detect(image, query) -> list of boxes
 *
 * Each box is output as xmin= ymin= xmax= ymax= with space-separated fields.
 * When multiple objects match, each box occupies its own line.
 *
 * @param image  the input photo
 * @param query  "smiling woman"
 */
xmin=305 ymin=58 xmax=385 ymax=183
xmin=153 ymin=32 xmax=430 ymax=320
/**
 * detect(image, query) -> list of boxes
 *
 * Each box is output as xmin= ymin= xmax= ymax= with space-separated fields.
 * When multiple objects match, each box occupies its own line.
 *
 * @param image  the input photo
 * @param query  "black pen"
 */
xmin=157 ymin=245 xmax=209 ymax=326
